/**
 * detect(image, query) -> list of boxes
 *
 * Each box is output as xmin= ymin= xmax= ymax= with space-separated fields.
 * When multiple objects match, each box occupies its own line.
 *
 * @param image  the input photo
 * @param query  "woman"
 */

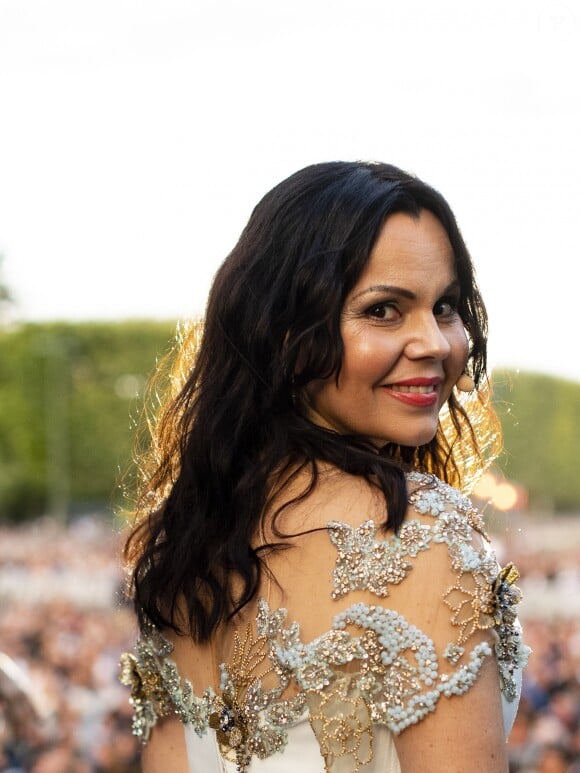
xmin=120 ymin=161 xmax=530 ymax=772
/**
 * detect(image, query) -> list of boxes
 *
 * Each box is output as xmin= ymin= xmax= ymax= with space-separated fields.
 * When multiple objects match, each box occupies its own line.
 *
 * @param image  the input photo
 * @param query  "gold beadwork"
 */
xmin=308 ymin=674 xmax=373 ymax=773
xmin=443 ymin=572 xmax=496 ymax=644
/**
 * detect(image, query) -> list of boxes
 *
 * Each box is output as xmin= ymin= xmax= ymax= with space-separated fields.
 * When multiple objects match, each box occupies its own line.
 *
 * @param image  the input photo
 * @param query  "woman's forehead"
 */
xmin=352 ymin=211 xmax=456 ymax=289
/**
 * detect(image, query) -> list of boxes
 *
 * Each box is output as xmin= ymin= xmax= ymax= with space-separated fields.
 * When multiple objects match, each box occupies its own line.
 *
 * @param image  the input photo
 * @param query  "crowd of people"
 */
xmin=0 ymin=512 xmax=578 ymax=772
xmin=501 ymin=527 xmax=580 ymax=773
xmin=0 ymin=516 xmax=140 ymax=772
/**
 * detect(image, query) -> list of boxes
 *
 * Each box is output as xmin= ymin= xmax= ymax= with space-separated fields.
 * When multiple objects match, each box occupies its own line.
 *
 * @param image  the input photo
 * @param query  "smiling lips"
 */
xmin=380 ymin=377 xmax=442 ymax=407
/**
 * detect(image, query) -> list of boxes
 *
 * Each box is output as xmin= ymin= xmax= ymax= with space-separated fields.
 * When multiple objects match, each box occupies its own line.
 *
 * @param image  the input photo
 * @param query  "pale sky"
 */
xmin=1 ymin=0 xmax=578 ymax=381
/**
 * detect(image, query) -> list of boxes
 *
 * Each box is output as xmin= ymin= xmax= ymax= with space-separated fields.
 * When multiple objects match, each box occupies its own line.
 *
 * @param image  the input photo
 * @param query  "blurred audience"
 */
xmin=0 ymin=515 xmax=578 ymax=772
xmin=504 ymin=534 xmax=580 ymax=772
xmin=0 ymin=516 xmax=140 ymax=772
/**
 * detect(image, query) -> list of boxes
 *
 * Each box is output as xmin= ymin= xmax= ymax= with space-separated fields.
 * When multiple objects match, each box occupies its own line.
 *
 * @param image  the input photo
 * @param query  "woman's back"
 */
xmin=121 ymin=471 xmax=529 ymax=772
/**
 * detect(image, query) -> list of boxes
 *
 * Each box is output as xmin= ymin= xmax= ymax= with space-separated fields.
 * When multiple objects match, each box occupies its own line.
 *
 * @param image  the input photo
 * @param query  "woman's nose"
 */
xmin=404 ymin=314 xmax=451 ymax=360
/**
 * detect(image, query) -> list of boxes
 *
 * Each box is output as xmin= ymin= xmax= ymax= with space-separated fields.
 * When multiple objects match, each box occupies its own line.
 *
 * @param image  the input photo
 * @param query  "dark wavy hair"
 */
xmin=124 ymin=161 xmax=500 ymax=641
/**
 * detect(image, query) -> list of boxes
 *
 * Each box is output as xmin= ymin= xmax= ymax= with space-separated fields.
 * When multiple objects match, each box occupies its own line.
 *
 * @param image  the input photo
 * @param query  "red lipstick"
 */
xmin=379 ymin=377 xmax=442 ymax=407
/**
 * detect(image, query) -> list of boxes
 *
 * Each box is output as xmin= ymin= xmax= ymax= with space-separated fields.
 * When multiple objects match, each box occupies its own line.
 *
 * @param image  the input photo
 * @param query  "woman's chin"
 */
xmin=374 ymin=427 xmax=439 ymax=449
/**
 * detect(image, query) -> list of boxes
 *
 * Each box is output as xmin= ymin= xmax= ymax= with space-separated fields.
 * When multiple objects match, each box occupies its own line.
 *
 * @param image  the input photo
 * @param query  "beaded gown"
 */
xmin=120 ymin=473 xmax=530 ymax=772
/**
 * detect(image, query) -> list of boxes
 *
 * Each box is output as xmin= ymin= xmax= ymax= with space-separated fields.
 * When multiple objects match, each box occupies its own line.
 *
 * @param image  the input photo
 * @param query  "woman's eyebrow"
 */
xmin=351 ymin=279 xmax=460 ymax=302
xmin=351 ymin=284 xmax=415 ymax=301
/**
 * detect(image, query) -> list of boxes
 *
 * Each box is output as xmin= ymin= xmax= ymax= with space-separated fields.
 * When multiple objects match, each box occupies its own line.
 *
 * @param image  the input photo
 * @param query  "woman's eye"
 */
xmin=366 ymin=303 xmax=400 ymax=321
xmin=434 ymin=299 xmax=459 ymax=317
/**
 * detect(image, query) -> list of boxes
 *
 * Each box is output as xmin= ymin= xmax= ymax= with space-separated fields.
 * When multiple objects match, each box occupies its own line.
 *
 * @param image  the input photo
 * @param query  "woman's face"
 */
xmin=303 ymin=209 xmax=469 ymax=447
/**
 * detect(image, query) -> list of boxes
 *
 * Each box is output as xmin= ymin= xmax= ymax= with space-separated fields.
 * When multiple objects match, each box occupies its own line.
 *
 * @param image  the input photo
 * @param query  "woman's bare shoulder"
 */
xmin=264 ymin=461 xmax=388 ymax=540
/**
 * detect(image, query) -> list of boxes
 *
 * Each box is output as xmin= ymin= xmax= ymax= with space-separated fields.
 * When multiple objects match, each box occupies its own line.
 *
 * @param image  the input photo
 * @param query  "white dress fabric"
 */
xmin=120 ymin=473 xmax=530 ymax=772
xmin=183 ymin=673 xmax=523 ymax=772
xmin=184 ymin=721 xmax=403 ymax=772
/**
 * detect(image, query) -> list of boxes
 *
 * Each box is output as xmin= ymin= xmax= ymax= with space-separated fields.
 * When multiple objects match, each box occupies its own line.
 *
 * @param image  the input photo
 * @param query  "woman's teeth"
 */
xmin=388 ymin=385 xmax=435 ymax=393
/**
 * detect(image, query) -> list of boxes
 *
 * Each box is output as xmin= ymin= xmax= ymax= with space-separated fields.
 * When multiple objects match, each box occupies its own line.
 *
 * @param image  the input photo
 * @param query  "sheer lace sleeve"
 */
xmin=313 ymin=472 xmax=530 ymax=734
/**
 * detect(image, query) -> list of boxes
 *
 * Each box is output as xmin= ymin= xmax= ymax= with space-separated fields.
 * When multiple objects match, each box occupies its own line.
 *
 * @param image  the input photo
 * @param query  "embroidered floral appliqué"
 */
xmin=120 ymin=473 xmax=530 ymax=773
xmin=328 ymin=519 xmax=432 ymax=599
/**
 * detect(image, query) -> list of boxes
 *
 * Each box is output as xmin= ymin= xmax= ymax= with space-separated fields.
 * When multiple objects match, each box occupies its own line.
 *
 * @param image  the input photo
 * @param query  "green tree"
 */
xmin=0 ymin=321 xmax=177 ymax=520
xmin=493 ymin=369 xmax=580 ymax=511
